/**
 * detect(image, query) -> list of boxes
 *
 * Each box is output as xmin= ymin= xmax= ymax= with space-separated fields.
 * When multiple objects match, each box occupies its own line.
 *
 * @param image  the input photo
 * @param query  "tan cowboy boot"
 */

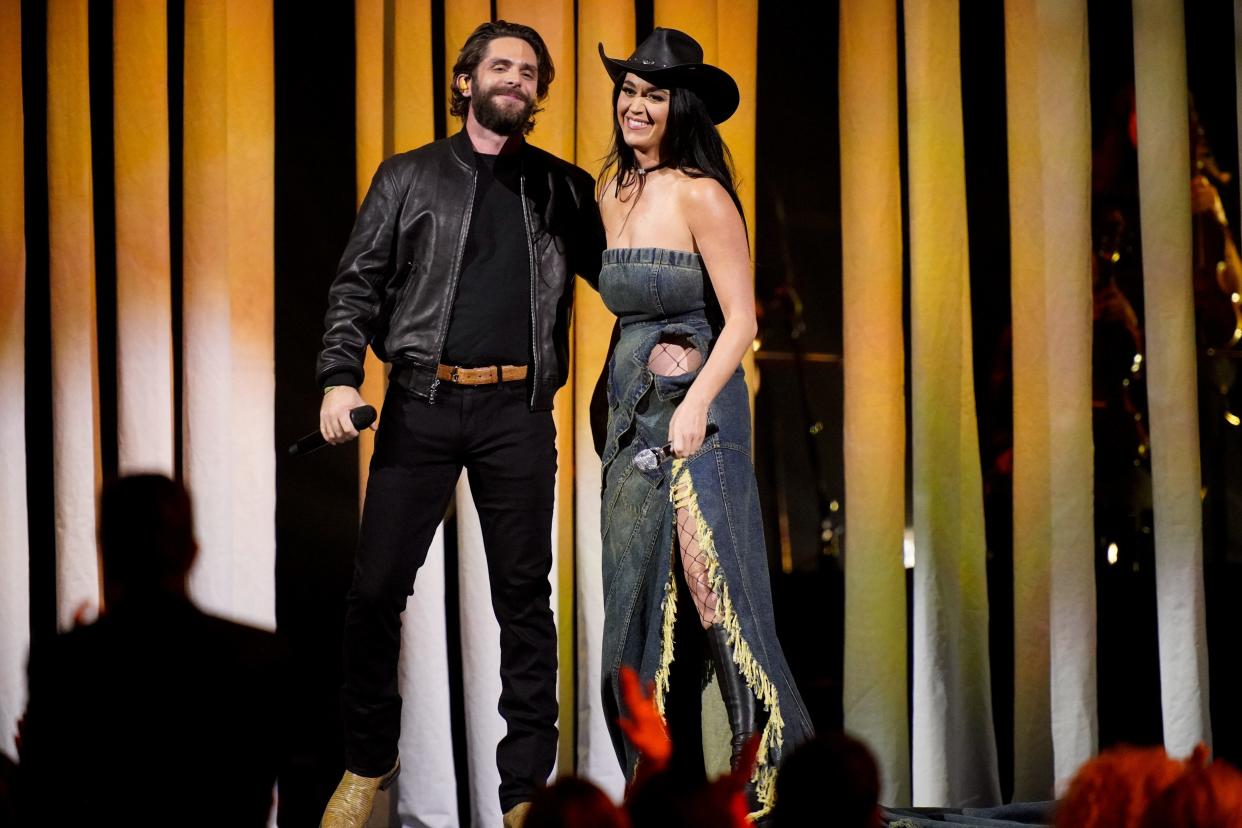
xmin=502 ymin=801 xmax=532 ymax=828
xmin=320 ymin=759 xmax=400 ymax=828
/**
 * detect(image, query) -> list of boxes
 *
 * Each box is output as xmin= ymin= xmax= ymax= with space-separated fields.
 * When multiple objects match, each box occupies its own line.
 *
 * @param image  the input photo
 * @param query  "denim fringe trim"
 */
xmin=666 ymin=459 xmax=785 ymax=822
xmin=653 ymin=533 xmax=679 ymax=719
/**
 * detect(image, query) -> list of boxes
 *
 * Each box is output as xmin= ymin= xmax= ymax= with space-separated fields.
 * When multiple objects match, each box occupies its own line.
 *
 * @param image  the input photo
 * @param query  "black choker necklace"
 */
xmin=636 ymin=161 xmax=670 ymax=176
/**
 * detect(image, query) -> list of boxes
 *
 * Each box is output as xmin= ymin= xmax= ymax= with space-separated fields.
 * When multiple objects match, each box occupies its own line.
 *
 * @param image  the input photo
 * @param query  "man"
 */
xmin=316 ymin=20 xmax=604 ymax=828
xmin=19 ymin=475 xmax=286 ymax=826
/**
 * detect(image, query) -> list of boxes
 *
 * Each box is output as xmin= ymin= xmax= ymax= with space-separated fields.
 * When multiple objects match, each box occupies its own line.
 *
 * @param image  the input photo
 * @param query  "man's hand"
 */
xmin=320 ymin=386 xmax=372 ymax=445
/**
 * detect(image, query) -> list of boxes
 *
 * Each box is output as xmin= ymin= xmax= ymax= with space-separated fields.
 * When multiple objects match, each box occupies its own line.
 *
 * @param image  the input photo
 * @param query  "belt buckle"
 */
xmin=450 ymin=366 xmax=461 ymax=383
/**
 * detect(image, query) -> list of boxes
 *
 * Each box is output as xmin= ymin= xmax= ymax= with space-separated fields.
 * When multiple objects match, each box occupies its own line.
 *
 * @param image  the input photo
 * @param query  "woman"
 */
xmin=595 ymin=28 xmax=815 ymax=821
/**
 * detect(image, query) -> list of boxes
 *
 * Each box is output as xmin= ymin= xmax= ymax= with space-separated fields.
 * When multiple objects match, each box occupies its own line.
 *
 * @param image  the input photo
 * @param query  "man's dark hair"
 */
xmin=98 ymin=474 xmax=196 ymax=590
xmin=450 ymin=20 xmax=555 ymax=134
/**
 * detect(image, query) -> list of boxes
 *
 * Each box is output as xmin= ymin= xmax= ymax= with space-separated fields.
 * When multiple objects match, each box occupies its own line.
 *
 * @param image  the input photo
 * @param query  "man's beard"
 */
xmin=471 ymin=85 xmax=535 ymax=135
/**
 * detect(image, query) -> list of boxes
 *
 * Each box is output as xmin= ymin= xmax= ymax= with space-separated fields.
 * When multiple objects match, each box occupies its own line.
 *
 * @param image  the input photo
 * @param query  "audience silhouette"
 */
xmin=18 ymin=474 xmax=286 ymax=825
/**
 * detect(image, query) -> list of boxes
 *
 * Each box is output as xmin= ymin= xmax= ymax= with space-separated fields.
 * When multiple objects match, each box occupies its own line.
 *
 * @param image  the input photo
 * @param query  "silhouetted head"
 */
xmin=1139 ymin=757 xmax=1242 ymax=828
xmin=625 ymin=764 xmax=749 ymax=828
xmin=525 ymin=777 xmax=630 ymax=828
xmin=772 ymin=731 xmax=881 ymax=828
xmin=99 ymin=474 xmax=198 ymax=604
xmin=1056 ymin=744 xmax=1198 ymax=828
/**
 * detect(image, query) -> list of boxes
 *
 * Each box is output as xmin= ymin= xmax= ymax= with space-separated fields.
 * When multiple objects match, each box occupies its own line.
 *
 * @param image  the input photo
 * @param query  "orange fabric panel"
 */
xmin=839 ymin=0 xmax=910 ymax=806
xmin=47 ymin=0 xmax=103 ymax=629
xmin=113 ymin=0 xmax=174 ymax=475
xmin=0 ymin=0 xmax=31 ymax=765
xmin=182 ymin=0 xmax=276 ymax=629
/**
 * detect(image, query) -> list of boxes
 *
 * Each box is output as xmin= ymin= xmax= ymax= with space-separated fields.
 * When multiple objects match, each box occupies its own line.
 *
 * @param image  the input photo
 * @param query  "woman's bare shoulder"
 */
xmin=675 ymin=174 xmax=735 ymax=217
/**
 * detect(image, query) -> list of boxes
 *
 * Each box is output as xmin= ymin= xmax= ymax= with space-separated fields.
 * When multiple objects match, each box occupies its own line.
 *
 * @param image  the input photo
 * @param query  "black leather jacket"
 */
xmin=317 ymin=130 xmax=605 ymax=410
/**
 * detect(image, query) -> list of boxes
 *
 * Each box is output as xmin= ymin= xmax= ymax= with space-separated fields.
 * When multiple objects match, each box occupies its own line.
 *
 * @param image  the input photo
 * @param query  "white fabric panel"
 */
xmin=391 ymin=525 xmax=459 ymax=828
xmin=573 ymin=0 xmax=632 ymax=799
xmin=1004 ymin=5 xmax=1053 ymax=797
xmin=1131 ymin=0 xmax=1213 ymax=757
xmin=0 ymin=0 xmax=29 ymax=764
xmin=549 ymin=469 xmax=565 ymax=782
xmin=571 ymin=386 xmax=625 ymax=796
xmin=47 ymin=0 xmax=102 ymax=629
xmin=1004 ymin=0 xmax=1098 ymax=798
xmin=904 ymin=0 xmax=1001 ymax=807
xmin=113 ymin=0 xmax=174 ymax=476
xmin=456 ymin=475 xmax=506 ymax=826
xmin=838 ymin=0 xmax=910 ymax=807
xmin=182 ymin=0 xmax=276 ymax=631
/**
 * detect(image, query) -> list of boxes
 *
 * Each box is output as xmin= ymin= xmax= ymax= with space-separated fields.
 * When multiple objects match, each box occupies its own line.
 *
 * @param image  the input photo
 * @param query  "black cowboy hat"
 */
xmin=598 ymin=28 xmax=740 ymax=124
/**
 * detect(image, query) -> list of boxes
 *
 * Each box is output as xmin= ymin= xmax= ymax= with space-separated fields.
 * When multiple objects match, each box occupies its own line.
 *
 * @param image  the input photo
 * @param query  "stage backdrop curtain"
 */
xmin=48 ymin=0 xmax=103 ymax=630
xmin=114 ymin=0 xmax=175 ymax=477
xmin=0 ymin=0 xmax=30 ymax=767
xmin=1132 ymin=0 xmax=1213 ymax=758
xmin=182 ymin=0 xmax=276 ymax=630
xmin=1004 ymin=0 xmax=1098 ymax=799
xmin=573 ymin=0 xmax=632 ymax=802
xmin=838 ymin=0 xmax=911 ymax=808
xmin=350 ymin=2 xmax=462 ymax=825
xmin=494 ymin=0 xmax=580 ymax=781
xmin=904 ymin=0 xmax=1002 ymax=807
xmin=9 ymin=1 xmax=1234 ymax=818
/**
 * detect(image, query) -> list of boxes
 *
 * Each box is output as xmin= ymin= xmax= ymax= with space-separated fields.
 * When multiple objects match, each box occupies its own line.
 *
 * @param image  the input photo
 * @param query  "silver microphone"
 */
xmin=633 ymin=424 xmax=719 ymax=471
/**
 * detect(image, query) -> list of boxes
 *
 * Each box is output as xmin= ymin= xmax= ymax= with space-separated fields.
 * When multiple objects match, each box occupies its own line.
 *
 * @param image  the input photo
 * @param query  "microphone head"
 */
xmin=633 ymin=449 xmax=659 ymax=472
xmin=350 ymin=405 xmax=378 ymax=430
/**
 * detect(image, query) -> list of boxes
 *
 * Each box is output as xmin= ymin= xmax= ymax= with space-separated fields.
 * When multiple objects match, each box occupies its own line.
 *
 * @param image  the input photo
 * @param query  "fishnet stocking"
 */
xmin=677 ymin=505 xmax=718 ymax=628
xmin=648 ymin=335 xmax=714 ymax=628
xmin=647 ymin=339 xmax=703 ymax=377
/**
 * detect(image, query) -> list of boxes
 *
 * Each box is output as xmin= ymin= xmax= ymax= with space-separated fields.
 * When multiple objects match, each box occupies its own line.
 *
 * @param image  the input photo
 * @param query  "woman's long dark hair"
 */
xmin=598 ymin=79 xmax=745 ymax=230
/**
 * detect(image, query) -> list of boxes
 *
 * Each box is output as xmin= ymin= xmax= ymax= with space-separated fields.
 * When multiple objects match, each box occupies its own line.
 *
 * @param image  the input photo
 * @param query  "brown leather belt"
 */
xmin=436 ymin=363 xmax=528 ymax=385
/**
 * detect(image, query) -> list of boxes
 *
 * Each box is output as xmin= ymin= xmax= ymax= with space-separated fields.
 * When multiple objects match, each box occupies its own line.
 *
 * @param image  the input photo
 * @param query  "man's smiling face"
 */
xmin=463 ymin=37 xmax=539 ymax=136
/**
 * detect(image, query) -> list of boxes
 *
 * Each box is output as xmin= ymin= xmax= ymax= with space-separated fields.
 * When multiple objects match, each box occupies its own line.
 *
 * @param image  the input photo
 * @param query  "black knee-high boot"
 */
xmin=705 ymin=623 xmax=759 ymax=768
xmin=706 ymin=623 xmax=771 ymax=821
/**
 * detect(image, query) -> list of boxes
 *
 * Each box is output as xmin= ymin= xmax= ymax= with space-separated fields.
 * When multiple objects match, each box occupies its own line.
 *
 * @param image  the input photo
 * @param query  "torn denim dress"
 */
xmin=598 ymin=246 xmax=815 ymax=817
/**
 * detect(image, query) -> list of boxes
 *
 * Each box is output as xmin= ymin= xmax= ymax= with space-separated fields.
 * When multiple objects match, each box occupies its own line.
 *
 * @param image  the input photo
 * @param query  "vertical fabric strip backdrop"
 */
xmin=0 ymin=0 xmax=30 ymax=767
xmin=650 ymin=0 xmax=758 ymax=777
xmin=369 ymin=2 xmax=463 ymax=825
xmin=714 ymin=0 xmax=759 ymax=405
xmin=113 ymin=0 xmax=174 ymax=477
xmin=574 ymin=0 xmax=633 ymax=802
xmin=354 ymin=0 xmax=386 ymax=508
xmin=838 ymin=0 xmax=911 ymax=808
xmin=653 ymin=0 xmax=758 ymax=406
xmin=1005 ymin=0 xmax=1097 ymax=800
xmin=495 ymin=0 xmax=579 ymax=780
xmin=1132 ymin=0 xmax=1213 ymax=757
xmin=904 ymin=0 xmax=1002 ymax=807
xmin=182 ymin=0 xmax=276 ymax=630
xmin=48 ymin=0 xmax=104 ymax=631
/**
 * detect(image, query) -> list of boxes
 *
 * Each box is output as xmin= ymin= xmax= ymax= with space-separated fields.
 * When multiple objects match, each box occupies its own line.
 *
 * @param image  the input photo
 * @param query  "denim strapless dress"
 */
xmin=598 ymin=247 xmax=814 ymax=816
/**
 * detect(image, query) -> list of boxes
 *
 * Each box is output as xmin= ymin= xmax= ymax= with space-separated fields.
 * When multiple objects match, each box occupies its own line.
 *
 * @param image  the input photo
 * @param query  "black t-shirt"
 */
xmin=440 ymin=151 xmax=531 ymax=367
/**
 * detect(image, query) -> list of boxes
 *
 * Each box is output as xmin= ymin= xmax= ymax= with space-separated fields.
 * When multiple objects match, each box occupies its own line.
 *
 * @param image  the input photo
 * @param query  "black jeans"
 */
xmin=341 ymin=378 xmax=558 ymax=811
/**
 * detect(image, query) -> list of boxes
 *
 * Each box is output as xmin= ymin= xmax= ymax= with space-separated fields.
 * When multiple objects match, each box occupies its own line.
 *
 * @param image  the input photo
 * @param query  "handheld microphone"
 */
xmin=633 ymin=424 xmax=719 ymax=471
xmin=288 ymin=405 xmax=377 ymax=457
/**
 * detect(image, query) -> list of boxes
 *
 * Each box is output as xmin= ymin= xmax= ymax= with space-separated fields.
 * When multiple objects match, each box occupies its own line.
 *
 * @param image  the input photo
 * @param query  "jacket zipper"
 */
xmin=428 ymin=166 xmax=479 ymax=404
xmin=519 ymin=167 xmax=539 ymax=409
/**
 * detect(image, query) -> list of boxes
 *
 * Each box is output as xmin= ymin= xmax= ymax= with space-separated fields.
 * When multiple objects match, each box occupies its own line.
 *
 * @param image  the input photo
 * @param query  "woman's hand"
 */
xmin=668 ymin=394 xmax=709 ymax=458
